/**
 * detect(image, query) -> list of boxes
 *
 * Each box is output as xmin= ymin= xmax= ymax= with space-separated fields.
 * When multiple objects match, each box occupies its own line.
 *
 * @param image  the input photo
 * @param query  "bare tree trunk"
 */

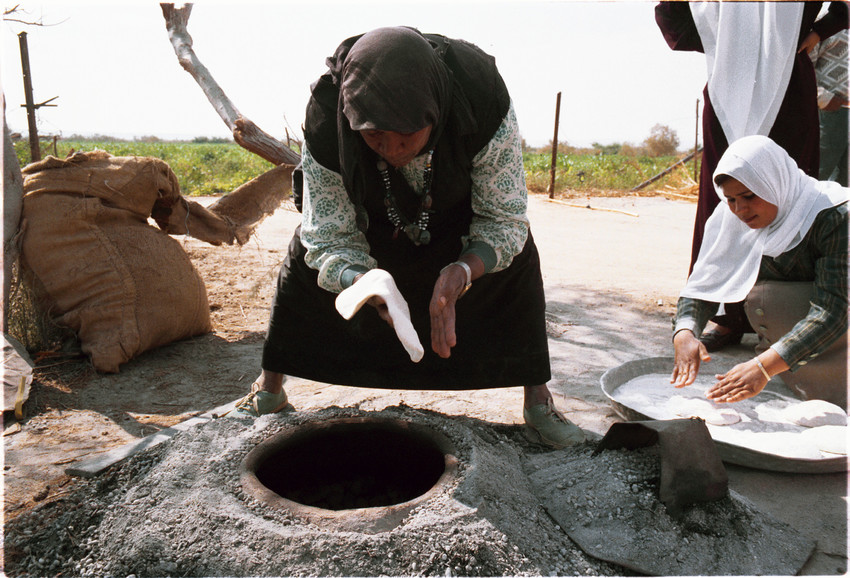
xmin=160 ymin=3 xmax=300 ymax=166
xmin=3 ymin=92 xmax=25 ymax=333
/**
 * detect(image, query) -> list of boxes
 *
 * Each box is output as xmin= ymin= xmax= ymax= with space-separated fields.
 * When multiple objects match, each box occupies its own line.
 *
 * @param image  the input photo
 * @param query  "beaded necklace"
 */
xmin=378 ymin=149 xmax=434 ymax=246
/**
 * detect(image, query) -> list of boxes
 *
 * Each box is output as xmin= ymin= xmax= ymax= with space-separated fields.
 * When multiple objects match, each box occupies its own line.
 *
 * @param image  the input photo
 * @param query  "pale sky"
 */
xmin=2 ymin=1 xmax=708 ymax=148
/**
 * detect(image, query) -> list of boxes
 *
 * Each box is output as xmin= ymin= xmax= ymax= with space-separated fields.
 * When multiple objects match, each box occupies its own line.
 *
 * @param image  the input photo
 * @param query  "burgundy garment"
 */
xmin=694 ymin=56 xmax=820 ymax=272
xmin=656 ymin=1 xmax=848 ymax=269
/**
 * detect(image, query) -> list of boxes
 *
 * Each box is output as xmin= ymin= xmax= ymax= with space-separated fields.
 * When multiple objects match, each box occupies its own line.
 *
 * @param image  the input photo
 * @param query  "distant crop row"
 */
xmin=523 ymin=151 xmax=694 ymax=194
xmin=13 ymin=139 xmax=694 ymax=197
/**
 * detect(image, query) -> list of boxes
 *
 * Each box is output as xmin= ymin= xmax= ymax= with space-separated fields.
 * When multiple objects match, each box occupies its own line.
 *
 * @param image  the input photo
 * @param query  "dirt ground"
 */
xmin=3 ymin=191 xmax=847 ymax=576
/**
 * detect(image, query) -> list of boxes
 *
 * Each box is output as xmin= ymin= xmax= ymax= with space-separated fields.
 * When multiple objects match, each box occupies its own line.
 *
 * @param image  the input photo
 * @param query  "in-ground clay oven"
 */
xmin=240 ymin=417 xmax=459 ymax=533
xmin=6 ymin=406 xmax=821 ymax=577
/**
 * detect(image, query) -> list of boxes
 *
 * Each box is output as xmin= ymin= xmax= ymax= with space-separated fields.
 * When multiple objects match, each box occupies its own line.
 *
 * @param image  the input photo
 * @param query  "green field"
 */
xmin=13 ymin=139 xmax=277 ymax=197
xmin=13 ymin=139 xmax=695 ymax=197
xmin=523 ymin=150 xmax=694 ymax=194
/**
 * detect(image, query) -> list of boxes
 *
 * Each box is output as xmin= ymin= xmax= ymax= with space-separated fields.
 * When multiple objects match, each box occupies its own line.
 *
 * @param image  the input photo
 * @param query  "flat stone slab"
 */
xmin=525 ymin=445 xmax=816 ymax=576
xmin=65 ymin=401 xmax=236 ymax=477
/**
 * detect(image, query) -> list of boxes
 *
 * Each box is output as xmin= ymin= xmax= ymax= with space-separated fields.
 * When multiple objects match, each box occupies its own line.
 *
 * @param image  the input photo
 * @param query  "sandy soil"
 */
xmin=3 ymin=192 xmax=847 ymax=575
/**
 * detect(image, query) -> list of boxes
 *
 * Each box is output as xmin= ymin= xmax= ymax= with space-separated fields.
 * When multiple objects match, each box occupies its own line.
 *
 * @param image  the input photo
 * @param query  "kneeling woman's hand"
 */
xmin=671 ymin=329 xmax=711 ymax=387
xmin=707 ymin=351 xmax=790 ymax=403
xmin=706 ymin=359 xmax=768 ymax=403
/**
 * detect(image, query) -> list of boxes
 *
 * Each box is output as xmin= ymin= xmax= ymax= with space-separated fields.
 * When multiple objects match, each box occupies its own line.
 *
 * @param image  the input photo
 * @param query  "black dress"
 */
xmin=261 ymin=33 xmax=551 ymax=390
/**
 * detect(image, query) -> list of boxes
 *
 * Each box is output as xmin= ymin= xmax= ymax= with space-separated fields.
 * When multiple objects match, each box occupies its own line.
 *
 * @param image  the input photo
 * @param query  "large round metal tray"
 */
xmin=601 ymin=357 xmax=847 ymax=474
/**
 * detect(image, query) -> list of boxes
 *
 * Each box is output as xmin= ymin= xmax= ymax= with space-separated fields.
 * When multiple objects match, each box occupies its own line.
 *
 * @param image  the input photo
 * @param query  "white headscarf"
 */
xmin=690 ymin=2 xmax=804 ymax=143
xmin=681 ymin=135 xmax=849 ymax=304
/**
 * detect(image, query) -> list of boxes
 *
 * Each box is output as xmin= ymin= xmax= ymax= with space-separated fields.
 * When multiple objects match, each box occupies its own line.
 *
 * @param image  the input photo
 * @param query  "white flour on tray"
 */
xmin=612 ymin=373 xmax=847 ymax=460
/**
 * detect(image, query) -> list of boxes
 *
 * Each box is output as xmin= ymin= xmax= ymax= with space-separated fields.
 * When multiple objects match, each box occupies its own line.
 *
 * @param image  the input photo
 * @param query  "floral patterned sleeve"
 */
xmin=300 ymin=145 xmax=376 ymax=294
xmin=464 ymin=101 xmax=530 ymax=273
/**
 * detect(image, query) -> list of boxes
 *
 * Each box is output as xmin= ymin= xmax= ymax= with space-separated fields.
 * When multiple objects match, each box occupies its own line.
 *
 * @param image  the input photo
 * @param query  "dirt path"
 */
xmin=4 ymin=193 xmax=846 ymax=575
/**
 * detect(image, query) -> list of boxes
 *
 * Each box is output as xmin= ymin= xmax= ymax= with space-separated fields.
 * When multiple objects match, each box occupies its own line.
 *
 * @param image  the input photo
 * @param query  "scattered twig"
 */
xmin=545 ymin=198 xmax=639 ymax=218
xmin=45 ymin=488 xmax=76 ymax=500
xmin=33 ymin=359 xmax=83 ymax=369
xmin=630 ymin=148 xmax=702 ymax=192
xmin=3 ymin=422 xmax=22 ymax=436
xmin=658 ymin=191 xmax=698 ymax=201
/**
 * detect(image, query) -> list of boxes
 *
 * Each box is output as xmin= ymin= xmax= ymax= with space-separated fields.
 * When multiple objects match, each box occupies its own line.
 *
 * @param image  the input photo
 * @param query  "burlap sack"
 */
xmin=205 ymin=163 xmax=295 ymax=239
xmin=19 ymin=152 xmax=213 ymax=372
xmin=155 ymin=161 xmax=294 ymax=245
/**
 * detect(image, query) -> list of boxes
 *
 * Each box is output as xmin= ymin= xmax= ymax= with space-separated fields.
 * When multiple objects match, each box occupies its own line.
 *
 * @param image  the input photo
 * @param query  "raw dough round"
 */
xmin=702 ymin=408 xmax=742 ymax=426
xmin=668 ymin=396 xmax=742 ymax=426
xmin=800 ymin=425 xmax=848 ymax=455
xmin=781 ymin=400 xmax=848 ymax=428
xmin=748 ymin=431 xmax=824 ymax=459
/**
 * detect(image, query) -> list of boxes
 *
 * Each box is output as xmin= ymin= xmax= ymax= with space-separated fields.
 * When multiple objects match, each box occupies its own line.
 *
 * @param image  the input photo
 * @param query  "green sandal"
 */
xmin=224 ymin=383 xmax=292 ymax=418
xmin=523 ymin=399 xmax=585 ymax=448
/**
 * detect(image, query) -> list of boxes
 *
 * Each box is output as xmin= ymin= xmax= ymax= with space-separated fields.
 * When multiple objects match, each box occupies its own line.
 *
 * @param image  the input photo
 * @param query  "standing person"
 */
xmin=812 ymin=28 xmax=849 ymax=186
xmin=671 ymin=136 xmax=848 ymax=410
xmin=655 ymin=1 xmax=848 ymax=352
xmin=227 ymin=27 xmax=585 ymax=448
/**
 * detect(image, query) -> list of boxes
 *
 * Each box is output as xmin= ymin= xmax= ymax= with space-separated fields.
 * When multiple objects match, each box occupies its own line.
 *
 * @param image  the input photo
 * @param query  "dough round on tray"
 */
xmin=748 ymin=431 xmax=824 ymax=459
xmin=782 ymin=400 xmax=848 ymax=428
xmin=800 ymin=425 xmax=848 ymax=455
xmin=668 ymin=396 xmax=742 ymax=426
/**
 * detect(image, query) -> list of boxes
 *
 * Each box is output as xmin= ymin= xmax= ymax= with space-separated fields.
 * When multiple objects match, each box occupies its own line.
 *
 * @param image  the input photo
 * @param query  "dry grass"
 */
xmin=7 ymin=264 xmax=63 ymax=353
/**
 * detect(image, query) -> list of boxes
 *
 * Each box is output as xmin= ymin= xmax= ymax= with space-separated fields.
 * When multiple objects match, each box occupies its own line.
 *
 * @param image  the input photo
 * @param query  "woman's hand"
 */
xmin=706 ymin=350 xmax=790 ymax=403
xmin=366 ymin=295 xmax=393 ymax=326
xmin=798 ymin=31 xmax=820 ymax=55
xmin=706 ymin=359 xmax=768 ymax=402
xmin=350 ymin=272 xmax=394 ymax=326
xmin=671 ymin=329 xmax=711 ymax=387
xmin=429 ymin=257 xmax=482 ymax=358
xmin=823 ymin=95 xmax=850 ymax=112
xmin=429 ymin=266 xmax=465 ymax=358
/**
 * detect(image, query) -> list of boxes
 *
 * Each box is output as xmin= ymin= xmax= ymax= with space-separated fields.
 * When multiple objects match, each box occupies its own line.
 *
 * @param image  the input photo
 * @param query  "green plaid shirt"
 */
xmin=674 ymin=202 xmax=848 ymax=371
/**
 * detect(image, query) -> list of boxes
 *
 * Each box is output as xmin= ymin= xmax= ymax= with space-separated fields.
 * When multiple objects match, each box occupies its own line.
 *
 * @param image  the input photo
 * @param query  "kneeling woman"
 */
xmin=671 ymin=135 xmax=848 ymax=409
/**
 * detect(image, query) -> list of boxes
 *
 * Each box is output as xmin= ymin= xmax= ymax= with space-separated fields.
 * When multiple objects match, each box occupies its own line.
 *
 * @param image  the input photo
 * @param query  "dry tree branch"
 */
xmin=3 ymin=5 xmax=69 ymax=26
xmin=160 ymin=3 xmax=300 ymax=166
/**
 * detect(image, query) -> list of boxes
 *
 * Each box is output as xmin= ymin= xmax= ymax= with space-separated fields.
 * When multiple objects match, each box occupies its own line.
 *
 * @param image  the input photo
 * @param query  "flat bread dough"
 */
xmin=668 ymin=396 xmax=742 ymax=426
xmin=612 ymin=372 xmax=848 ymax=463
xmin=800 ymin=425 xmax=848 ymax=455
xmin=335 ymin=269 xmax=424 ymax=362
xmin=781 ymin=400 xmax=848 ymax=428
xmin=748 ymin=431 xmax=824 ymax=459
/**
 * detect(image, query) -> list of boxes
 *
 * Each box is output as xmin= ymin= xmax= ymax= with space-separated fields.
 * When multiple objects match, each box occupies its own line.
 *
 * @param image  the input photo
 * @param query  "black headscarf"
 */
xmin=339 ymin=26 xmax=452 ymax=148
xmin=304 ymin=27 xmax=507 ymax=227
